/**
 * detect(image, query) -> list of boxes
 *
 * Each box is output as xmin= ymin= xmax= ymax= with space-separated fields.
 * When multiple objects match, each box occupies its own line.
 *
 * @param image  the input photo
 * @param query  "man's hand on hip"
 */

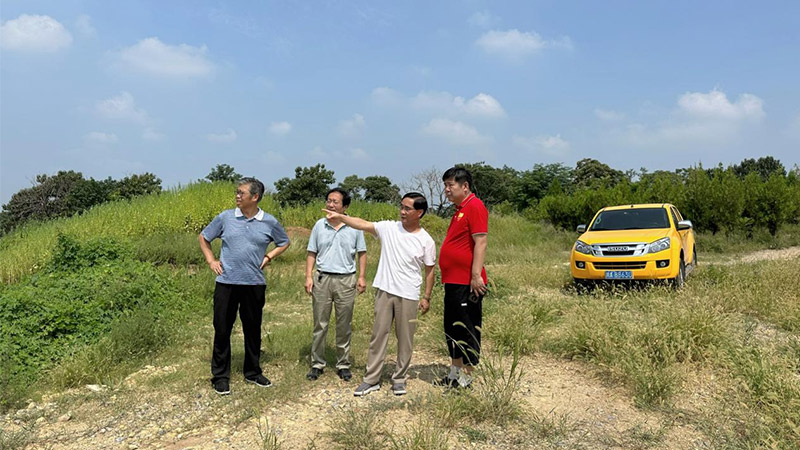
xmin=207 ymin=260 xmax=223 ymax=275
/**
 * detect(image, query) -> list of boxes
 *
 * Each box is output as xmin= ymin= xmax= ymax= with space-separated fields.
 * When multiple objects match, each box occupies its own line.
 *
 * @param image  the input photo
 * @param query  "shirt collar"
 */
xmin=235 ymin=207 xmax=265 ymax=221
xmin=455 ymin=193 xmax=476 ymax=211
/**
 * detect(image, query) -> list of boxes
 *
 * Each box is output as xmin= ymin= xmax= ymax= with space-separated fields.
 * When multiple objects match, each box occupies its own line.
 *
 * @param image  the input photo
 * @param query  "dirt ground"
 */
xmin=4 ymin=246 xmax=798 ymax=449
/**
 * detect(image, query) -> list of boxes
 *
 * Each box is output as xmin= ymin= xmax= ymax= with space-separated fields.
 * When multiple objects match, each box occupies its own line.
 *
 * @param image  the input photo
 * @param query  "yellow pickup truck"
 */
xmin=570 ymin=203 xmax=696 ymax=288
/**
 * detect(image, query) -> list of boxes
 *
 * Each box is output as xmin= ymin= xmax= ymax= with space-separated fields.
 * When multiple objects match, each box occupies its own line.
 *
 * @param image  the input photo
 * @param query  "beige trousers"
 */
xmin=311 ymin=273 xmax=356 ymax=370
xmin=363 ymin=289 xmax=418 ymax=385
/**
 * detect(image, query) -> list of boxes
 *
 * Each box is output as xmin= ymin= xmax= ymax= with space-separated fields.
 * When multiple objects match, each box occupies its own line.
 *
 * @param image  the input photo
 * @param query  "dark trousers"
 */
xmin=443 ymin=283 xmax=483 ymax=366
xmin=211 ymin=282 xmax=266 ymax=383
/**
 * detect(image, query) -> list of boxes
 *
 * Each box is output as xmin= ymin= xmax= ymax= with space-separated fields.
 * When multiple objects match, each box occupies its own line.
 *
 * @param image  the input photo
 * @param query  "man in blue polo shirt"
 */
xmin=305 ymin=188 xmax=367 ymax=382
xmin=199 ymin=177 xmax=290 ymax=395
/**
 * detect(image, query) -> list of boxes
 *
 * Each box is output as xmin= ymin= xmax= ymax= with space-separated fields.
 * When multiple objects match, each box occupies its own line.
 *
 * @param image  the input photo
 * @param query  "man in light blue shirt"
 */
xmin=199 ymin=177 xmax=290 ymax=395
xmin=304 ymin=188 xmax=367 ymax=382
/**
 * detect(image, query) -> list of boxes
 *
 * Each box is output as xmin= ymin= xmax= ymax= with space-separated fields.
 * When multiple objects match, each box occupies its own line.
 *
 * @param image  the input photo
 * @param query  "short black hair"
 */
xmin=442 ymin=166 xmax=473 ymax=191
xmin=238 ymin=177 xmax=265 ymax=203
xmin=402 ymin=192 xmax=428 ymax=218
xmin=326 ymin=187 xmax=351 ymax=207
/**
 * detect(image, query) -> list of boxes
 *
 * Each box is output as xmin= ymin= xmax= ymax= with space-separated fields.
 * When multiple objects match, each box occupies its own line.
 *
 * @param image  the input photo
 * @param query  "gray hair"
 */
xmin=238 ymin=177 xmax=265 ymax=202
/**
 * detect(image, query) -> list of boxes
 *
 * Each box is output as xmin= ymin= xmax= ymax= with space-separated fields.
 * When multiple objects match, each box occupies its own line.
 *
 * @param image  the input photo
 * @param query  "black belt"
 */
xmin=318 ymin=271 xmax=355 ymax=276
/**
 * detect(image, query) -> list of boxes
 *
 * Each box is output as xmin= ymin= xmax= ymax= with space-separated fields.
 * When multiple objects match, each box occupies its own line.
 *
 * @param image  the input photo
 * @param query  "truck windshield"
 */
xmin=590 ymin=208 xmax=670 ymax=231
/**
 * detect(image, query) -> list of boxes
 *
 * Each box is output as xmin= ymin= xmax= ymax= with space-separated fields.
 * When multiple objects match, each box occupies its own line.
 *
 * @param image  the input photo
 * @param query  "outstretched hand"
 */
xmin=322 ymin=208 xmax=341 ymax=220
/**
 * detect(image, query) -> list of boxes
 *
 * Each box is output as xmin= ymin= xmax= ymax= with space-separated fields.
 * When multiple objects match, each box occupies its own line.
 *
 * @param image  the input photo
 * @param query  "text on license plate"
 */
xmin=605 ymin=270 xmax=633 ymax=279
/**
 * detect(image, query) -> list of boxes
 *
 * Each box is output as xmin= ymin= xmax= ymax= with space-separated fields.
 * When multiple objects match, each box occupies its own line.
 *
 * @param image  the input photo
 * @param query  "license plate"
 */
xmin=605 ymin=270 xmax=633 ymax=279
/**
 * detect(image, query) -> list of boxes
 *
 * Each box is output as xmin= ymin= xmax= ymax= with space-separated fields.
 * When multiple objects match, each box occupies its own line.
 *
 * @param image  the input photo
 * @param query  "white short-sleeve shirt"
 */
xmin=372 ymin=221 xmax=436 ymax=300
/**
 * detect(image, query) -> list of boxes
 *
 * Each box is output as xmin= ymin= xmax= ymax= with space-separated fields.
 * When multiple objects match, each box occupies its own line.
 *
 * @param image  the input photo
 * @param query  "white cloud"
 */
xmin=371 ymin=87 xmax=404 ymax=106
xmin=207 ymin=128 xmax=237 ymax=143
xmin=468 ymin=10 xmax=500 ymax=28
xmin=95 ymin=92 xmax=149 ymax=124
xmin=269 ymin=121 xmax=292 ymax=136
xmin=677 ymin=89 xmax=764 ymax=121
xmin=421 ymin=118 xmax=491 ymax=147
xmin=513 ymin=134 xmax=570 ymax=156
xmin=350 ymin=148 xmax=369 ymax=160
xmin=619 ymin=89 xmax=765 ymax=147
xmin=74 ymin=14 xmax=96 ymax=38
xmin=463 ymin=93 xmax=506 ymax=117
xmin=1 ymin=14 xmax=72 ymax=52
xmin=142 ymin=127 xmax=164 ymax=141
xmin=476 ymin=29 xmax=572 ymax=61
xmin=594 ymin=108 xmax=626 ymax=121
xmin=338 ymin=114 xmax=366 ymax=137
xmin=84 ymin=131 xmax=118 ymax=144
xmin=115 ymin=37 xmax=214 ymax=78
xmin=377 ymin=88 xmax=505 ymax=119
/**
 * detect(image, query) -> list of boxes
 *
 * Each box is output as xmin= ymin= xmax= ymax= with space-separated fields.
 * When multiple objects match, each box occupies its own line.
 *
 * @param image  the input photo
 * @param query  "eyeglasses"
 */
xmin=235 ymin=189 xmax=250 ymax=197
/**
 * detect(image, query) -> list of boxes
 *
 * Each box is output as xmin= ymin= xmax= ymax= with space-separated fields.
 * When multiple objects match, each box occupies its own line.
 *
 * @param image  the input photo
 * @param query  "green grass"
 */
xmin=2 ymin=184 xmax=800 ymax=448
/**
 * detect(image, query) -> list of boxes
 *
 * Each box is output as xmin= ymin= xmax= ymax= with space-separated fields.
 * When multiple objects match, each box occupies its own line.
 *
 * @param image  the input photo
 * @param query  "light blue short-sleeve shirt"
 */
xmin=202 ymin=208 xmax=290 ymax=285
xmin=307 ymin=218 xmax=366 ymax=274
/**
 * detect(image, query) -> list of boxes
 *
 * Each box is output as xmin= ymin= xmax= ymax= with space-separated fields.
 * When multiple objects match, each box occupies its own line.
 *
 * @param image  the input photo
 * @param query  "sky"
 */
xmin=2 ymin=1 xmax=799 ymax=204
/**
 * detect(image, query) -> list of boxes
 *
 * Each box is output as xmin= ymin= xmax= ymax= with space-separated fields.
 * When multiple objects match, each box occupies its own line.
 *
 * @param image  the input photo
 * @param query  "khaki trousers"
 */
xmin=363 ymin=289 xmax=418 ymax=385
xmin=311 ymin=273 xmax=356 ymax=370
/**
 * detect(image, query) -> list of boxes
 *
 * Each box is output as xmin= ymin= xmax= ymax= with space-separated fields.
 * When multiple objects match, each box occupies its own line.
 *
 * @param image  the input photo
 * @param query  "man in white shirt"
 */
xmin=322 ymin=192 xmax=436 ymax=396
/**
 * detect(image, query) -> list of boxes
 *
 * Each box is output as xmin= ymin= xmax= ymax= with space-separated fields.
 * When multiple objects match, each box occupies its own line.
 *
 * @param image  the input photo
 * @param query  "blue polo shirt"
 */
xmin=202 ymin=208 xmax=290 ymax=285
xmin=307 ymin=218 xmax=367 ymax=274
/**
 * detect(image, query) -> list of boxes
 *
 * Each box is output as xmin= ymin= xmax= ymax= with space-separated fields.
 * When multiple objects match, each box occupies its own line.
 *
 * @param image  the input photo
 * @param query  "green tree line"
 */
xmin=3 ymin=157 xmax=798 ymax=237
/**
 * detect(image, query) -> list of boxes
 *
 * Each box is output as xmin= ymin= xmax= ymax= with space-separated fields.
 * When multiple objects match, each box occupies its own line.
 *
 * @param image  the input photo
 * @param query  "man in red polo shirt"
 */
xmin=437 ymin=166 xmax=488 ymax=388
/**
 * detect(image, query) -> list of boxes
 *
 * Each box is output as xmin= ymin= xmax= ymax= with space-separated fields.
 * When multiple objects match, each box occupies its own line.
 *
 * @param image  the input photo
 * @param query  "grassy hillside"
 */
xmin=1 ymin=182 xmax=799 ymax=448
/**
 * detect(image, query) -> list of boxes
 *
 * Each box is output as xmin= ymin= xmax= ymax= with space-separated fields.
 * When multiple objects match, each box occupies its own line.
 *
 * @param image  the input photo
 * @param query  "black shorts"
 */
xmin=443 ymin=283 xmax=483 ymax=366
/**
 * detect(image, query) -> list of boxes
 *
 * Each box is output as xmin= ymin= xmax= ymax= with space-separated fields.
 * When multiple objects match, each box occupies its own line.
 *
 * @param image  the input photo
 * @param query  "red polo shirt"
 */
xmin=439 ymin=193 xmax=488 ymax=285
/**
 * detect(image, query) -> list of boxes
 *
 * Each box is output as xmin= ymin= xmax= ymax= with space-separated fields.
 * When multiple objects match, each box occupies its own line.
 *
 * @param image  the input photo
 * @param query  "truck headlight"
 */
xmin=575 ymin=240 xmax=593 ymax=255
xmin=647 ymin=237 xmax=671 ymax=254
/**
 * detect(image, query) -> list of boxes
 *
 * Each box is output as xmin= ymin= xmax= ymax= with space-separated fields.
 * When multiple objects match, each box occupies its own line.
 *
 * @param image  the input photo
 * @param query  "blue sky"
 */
xmin=2 ymin=1 xmax=799 ymax=204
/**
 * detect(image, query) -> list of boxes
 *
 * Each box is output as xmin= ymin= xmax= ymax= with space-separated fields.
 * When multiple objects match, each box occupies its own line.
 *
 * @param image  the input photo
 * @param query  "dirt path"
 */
xmin=3 ymin=349 xmax=713 ymax=449
xmin=734 ymin=245 xmax=800 ymax=263
xmin=9 ymin=245 xmax=797 ymax=448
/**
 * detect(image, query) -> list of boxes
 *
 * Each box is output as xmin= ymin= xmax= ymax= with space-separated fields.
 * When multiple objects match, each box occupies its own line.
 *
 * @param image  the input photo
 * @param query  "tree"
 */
xmin=403 ymin=167 xmax=449 ymax=216
xmin=572 ymin=158 xmax=625 ymax=189
xmin=116 ymin=173 xmax=162 ymax=199
xmin=361 ymin=176 xmax=400 ymax=203
xmin=514 ymin=163 xmax=573 ymax=209
xmin=733 ymin=156 xmax=786 ymax=180
xmin=205 ymin=164 xmax=242 ymax=183
xmin=1 ymin=170 xmax=85 ymax=230
xmin=274 ymin=164 xmax=336 ymax=205
xmin=457 ymin=162 xmax=518 ymax=208
xmin=339 ymin=175 xmax=365 ymax=200
xmin=67 ymin=177 xmax=117 ymax=211
xmin=338 ymin=175 xmax=400 ymax=203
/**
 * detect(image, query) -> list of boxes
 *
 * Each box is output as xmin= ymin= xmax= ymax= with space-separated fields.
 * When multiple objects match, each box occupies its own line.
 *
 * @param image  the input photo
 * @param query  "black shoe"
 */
xmin=213 ymin=379 xmax=231 ymax=395
xmin=306 ymin=367 xmax=323 ymax=381
xmin=337 ymin=368 xmax=352 ymax=382
xmin=245 ymin=374 xmax=272 ymax=388
xmin=434 ymin=376 xmax=458 ymax=388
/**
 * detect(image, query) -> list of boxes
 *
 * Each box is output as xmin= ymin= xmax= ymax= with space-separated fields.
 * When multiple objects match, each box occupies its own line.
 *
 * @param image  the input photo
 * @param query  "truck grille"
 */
xmin=591 ymin=243 xmax=647 ymax=257
xmin=593 ymin=261 xmax=647 ymax=270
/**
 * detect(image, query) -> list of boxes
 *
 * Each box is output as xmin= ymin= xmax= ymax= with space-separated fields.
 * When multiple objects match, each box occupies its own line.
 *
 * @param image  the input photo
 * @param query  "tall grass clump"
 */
xmin=486 ymin=294 xmax=559 ymax=355
xmin=325 ymin=409 xmax=386 ymax=450
xmin=433 ymin=347 xmax=524 ymax=427
xmin=387 ymin=423 xmax=449 ymax=450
